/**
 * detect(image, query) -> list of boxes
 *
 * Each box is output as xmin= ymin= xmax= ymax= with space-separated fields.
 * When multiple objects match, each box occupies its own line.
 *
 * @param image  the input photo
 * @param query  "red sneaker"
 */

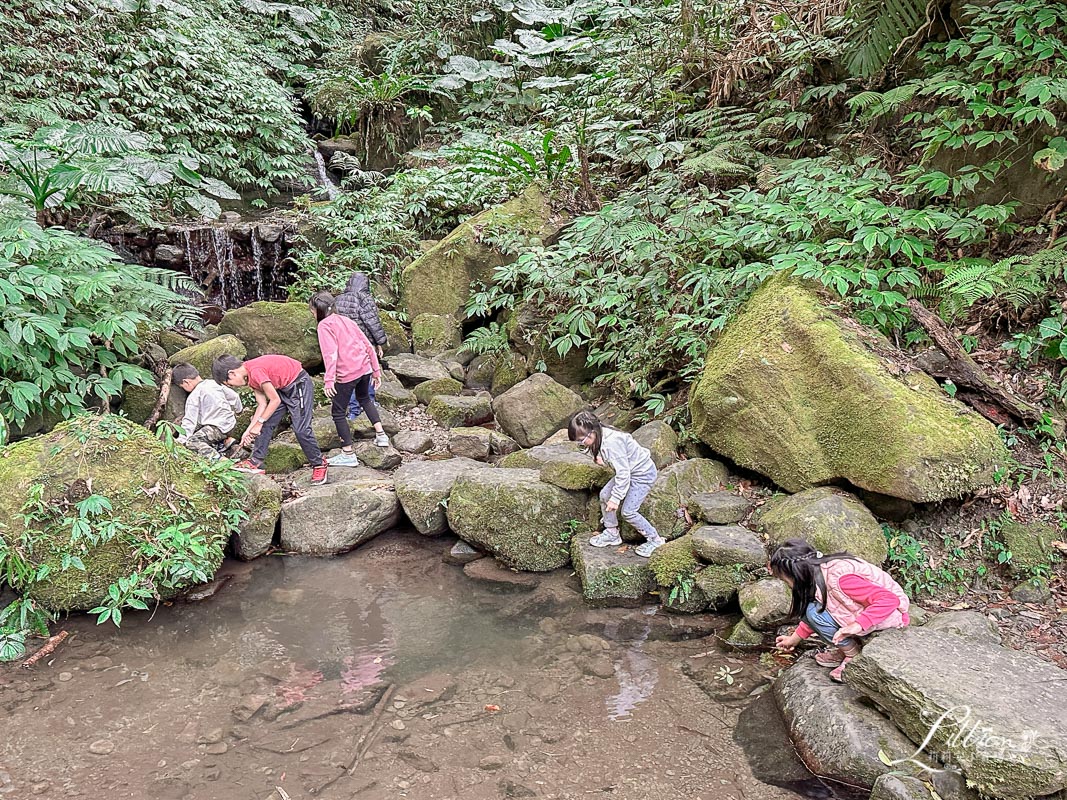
xmin=311 ymin=462 xmax=329 ymax=485
xmin=233 ymin=459 xmax=265 ymax=475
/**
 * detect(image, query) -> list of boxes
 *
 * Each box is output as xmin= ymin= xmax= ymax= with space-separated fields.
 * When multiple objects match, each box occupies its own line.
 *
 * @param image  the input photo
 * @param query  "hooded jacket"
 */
xmin=334 ymin=272 xmax=388 ymax=347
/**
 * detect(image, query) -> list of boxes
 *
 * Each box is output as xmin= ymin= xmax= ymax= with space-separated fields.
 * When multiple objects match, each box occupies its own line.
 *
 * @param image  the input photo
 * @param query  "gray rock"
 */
xmin=870 ymin=775 xmax=935 ymax=800
xmin=687 ymin=492 xmax=753 ymax=525
xmin=757 ymin=486 xmax=887 ymax=565
xmin=738 ymin=578 xmax=791 ymax=630
xmin=280 ymin=468 xmax=399 ymax=555
xmin=219 ymin=211 xmax=241 ymax=223
xmin=393 ymin=429 xmax=434 ymax=454
xmin=444 ymin=540 xmax=483 ymax=565
xmin=578 ymin=655 xmax=615 ymax=679
xmin=465 ymin=354 xmax=497 ymax=389
xmin=570 ymin=537 xmax=655 ymax=606
xmin=922 ymin=610 xmax=1001 ymax=646
xmin=386 ymin=353 xmax=452 ymax=387
xmin=350 ymin=406 xmax=401 ymax=437
xmin=724 ymin=619 xmax=764 ymax=649
xmin=351 ymin=441 xmax=402 ymax=470
xmin=448 ymin=427 xmax=519 ymax=461
xmin=374 ymin=372 xmax=417 ymax=410
xmin=846 ymin=626 xmax=1067 ymax=799
xmin=394 ymin=458 xmax=489 ymax=536
xmin=462 ymin=558 xmax=540 ymax=590
xmin=492 ymin=373 xmax=586 ymax=448
xmin=232 ymin=473 xmax=281 ymax=560
xmin=691 ymin=525 xmax=766 ymax=567
xmin=775 ymin=659 xmax=918 ymax=789
xmin=154 ymin=244 xmax=184 ymax=266
xmin=427 ymin=394 xmax=493 ymax=428
xmin=256 ymin=224 xmax=283 ymax=243
xmin=631 ymin=420 xmax=679 ymax=469
xmin=1011 ymin=577 xmax=1052 ymax=604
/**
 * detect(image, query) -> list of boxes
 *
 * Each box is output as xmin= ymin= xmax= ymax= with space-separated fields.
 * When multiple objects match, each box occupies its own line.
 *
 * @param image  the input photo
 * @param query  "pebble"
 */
xmin=85 ymin=656 xmax=113 ymax=671
xmin=88 ymin=739 xmax=114 ymax=755
xmin=57 ymin=672 xmax=73 ymax=682
xmin=197 ymin=728 xmax=224 ymax=745
xmin=479 ymin=755 xmax=507 ymax=771
xmin=390 ymin=719 xmax=406 ymax=730
xmin=204 ymin=743 xmax=228 ymax=755
xmin=31 ymin=783 xmax=51 ymax=795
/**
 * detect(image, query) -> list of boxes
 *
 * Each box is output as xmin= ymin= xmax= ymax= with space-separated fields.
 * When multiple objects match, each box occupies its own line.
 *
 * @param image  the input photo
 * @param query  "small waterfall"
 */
xmin=313 ymin=150 xmax=340 ymax=200
xmin=211 ymin=227 xmax=238 ymax=308
xmin=250 ymin=235 xmax=265 ymax=301
xmin=270 ymin=240 xmax=283 ymax=289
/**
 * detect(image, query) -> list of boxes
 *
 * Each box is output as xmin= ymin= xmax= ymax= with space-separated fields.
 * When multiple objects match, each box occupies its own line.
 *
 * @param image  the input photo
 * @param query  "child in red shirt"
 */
xmin=212 ymin=352 xmax=328 ymax=485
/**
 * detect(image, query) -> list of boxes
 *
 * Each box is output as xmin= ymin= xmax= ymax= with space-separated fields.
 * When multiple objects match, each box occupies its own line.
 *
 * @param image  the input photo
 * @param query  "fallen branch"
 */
xmin=21 ymin=630 xmax=69 ymax=668
xmin=908 ymin=299 xmax=1057 ymax=431
xmin=348 ymin=683 xmax=396 ymax=774
xmin=145 ymin=366 xmax=174 ymax=430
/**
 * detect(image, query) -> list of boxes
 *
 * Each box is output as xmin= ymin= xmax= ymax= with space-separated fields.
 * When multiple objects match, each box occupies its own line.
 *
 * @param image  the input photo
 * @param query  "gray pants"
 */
xmin=600 ymin=476 xmax=659 ymax=540
xmin=250 ymin=371 xmax=323 ymax=467
xmin=184 ymin=424 xmax=226 ymax=460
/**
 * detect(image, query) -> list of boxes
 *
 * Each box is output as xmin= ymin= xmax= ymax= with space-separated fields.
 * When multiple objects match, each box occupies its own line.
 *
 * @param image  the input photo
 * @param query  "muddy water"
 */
xmin=1 ymin=531 xmax=841 ymax=800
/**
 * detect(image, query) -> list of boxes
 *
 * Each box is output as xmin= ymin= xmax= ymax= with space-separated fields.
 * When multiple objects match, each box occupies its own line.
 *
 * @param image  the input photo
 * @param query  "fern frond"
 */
xmin=844 ymin=0 xmax=932 ymax=78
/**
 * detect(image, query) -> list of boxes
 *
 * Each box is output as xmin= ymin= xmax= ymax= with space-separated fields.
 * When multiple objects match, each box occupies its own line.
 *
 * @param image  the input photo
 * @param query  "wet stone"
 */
xmin=578 ymin=655 xmax=615 ymax=679
xmin=444 ymin=540 xmax=484 ymax=565
xmin=690 ymin=524 xmax=766 ymax=567
xmin=203 ymin=742 xmax=228 ymax=755
xmin=462 ymin=558 xmax=540 ymax=591
xmin=570 ymin=537 xmax=656 ymax=606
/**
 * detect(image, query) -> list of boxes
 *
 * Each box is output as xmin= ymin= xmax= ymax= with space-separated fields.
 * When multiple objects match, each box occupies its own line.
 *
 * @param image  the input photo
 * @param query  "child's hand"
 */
xmin=605 ymin=499 xmax=619 ymax=513
xmin=833 ymin=622 xmax=863 ymax=643
xmin=372 ymin=373 xmax=382 ymax=389
xmin=775 ymin=633 xmax=801 ymax=652
xmin=324 ymin=384 xmax=336 ymax=398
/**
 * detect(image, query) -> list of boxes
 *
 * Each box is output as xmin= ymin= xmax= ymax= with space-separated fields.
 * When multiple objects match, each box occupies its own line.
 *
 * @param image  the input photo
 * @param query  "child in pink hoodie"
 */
xmin=310 ymin=291 xmax=389 ymax=467
xmin=771 ymin=538 xmax=910 ymax=682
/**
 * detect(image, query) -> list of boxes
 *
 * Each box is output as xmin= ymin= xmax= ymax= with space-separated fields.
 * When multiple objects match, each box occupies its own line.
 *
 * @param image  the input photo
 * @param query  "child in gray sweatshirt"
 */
xmin=568 ymin=410 xmax=665 ymax=557
xmin=172 ymin=362 xmax=243 ymax=460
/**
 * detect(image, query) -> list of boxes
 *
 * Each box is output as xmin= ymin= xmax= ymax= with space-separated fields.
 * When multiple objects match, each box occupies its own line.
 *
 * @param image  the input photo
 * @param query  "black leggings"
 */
xmin=332 ymin=374 xmax=380 ymax=447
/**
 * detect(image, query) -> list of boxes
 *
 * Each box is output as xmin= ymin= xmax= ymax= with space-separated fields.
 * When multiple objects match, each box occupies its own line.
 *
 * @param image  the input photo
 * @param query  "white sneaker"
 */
xmin=327 ymin=451 xmax=360 ymax=467
xmin=374 ymin=432 xmax=390 ymax=447
xmin=634 ymin=537 xmax=665 ymax=558
xmin=589 ymin=530 xmax=623 ymax=548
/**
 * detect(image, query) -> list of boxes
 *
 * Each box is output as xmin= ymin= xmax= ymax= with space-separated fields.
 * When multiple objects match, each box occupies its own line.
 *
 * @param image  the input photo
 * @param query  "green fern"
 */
xmin=844 ymin=0 xmax=933 ymax=78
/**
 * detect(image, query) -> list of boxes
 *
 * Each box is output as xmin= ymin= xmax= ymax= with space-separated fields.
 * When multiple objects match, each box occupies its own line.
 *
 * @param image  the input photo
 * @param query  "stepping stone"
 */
xmin=386 ymin=353 xmax=452 ymax=387
xmin=448 ymin=427 xmax=519 ymax=461
xmin=393 ymin=429 xmax=434 ymax=454
xmin=394 ymin=458 xmax=489 ymax=536
xmin=846 ymin=626 xmax=1067 ymax=798
xmin=687 ymin=492 xmax=752 ymax=524
xmin=691 ymin=524 xmax=765 ymax=566
xmin=570 ymin=537 xmax=655 ymax=606
xmin=738 ymin=578 xmax=791 ymax=630
xmin=428 ymin=395 xmax=493 ymax=428
xmin=280 ymin=468 xmax=399 ymax=555
xmin=462 ymin=558 xmax=540 ymax=591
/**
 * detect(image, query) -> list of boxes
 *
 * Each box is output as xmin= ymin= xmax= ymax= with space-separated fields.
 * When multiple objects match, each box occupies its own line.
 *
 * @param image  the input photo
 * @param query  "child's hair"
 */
xmin=171 ymin=362 xmax=199 ymax=386
xmin=769 ymin=538 xmax=860 ymax=618
xmin=568 ymin=410 xmax=604 ymax=460
xmin=211 ymin=354 xmax=244 ymax=385
xmin=309 ymin=291 xmax=335 ymax=323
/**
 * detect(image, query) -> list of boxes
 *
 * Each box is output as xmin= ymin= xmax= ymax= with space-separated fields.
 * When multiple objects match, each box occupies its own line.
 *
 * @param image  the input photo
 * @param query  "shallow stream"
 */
xmin=0 ymin=530 xmax=865 ymax=800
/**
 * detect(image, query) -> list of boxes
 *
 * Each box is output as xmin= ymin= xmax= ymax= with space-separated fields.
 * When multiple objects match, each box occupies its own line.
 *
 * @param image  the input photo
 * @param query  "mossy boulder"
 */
xmin=694 ymin=564 xmax=747 ymax=610
xmin=691 ymin=525 xmax=766 ymax=567
xmin=446 ymin=468 xmax=585 ymax=571
xmin=411 ymin=313 xmax=462 ymax=357
xmin=738 ymin=578 xmax=792 ymax=630
xmin=756 ymin=487 xmax=887 ymax=565
xmin=381 ymin=315 xmax=411 ymax=356
xmin=168 ymin=334 xmax=247 ymax=379
xmin=492 ymin=373 xmax=586 ymax=448
xmin=648 ymin=534 xmax=699 ymax=588
xmin=571 ymin=537 xmax=656 ymax=606
xmin=499 ymin=441 xmax=584 ymax=470
xmin=413 ymin=376 xmax=464 ymax=406
xmin=506 ymin=300 xmax=594 ymax=387
xmin=427 ymin=394 xmax=493 ymax=428
xmin=631 ymin=420 xmax=679 ymax=469
xmin=539 ymin=453 xmax=614 ymax=491
xmin=158 ymin=330 xmax=195 ymax=356
xmin=448 ymin=427 xmax=520 ymax=461
xmin=121 ymin=380 xmax=163 ymax=425
xmin=725 ymin=619 xmax=764 ymax=649
xmin=375 ymin=373 xmax=417 ymax=410
xmin=629 ymin=458 xmax=729 ymax=542
xmin=232 ymin=473 xmax=281 ymax=560
xmin=465 ymin=354 xmax=498 ymax=390
xmin=490 ymin=352 xmax=529 ymax=396
xmin=262 ymin=442 xmax=307 ymax=474
xmin=401 ymin=186 xmax=561 ymax=320
xmin=217 ymin=302 xmax=322 ymax=370
xmin=688 ymin=280 xmax=1008 ymax=502
xmin=998 ymin=517 xmax=1055 ymax=576
xmin=687 ymin=492 xmax=753 ymax=525
xmin=0 ymin=416 xmax=237 ymax=611
xmin=394 ymin=457 xmax=489 ymax=535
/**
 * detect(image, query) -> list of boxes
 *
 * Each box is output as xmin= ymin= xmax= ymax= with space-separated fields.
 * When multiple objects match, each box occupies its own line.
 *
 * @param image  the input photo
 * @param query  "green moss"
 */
xmin=413 ymin=377 xmax=464 ymax=406
xmin=539 ymin=455 xmax=614 ymax=491
xmin=570 ymin=537 xmax=655 ymax=604
xmin=0 ymin=415 xmax=235 ymax=611
xmin=661 ymin=581 xmax=710 ymax=614
xmin=688 ymin=279 xmax=1008 ymax=502
xmin=725 ymin=619 xmax=765 ymax=649
xmin=757 ymin=486 xmax=888 ymax=565
xmin=490 ymin=352 xmax=528 ymax=395
xmin=121 ymin=380 xmax=161 ymax=424
xmin=380 ymin=315 xmax=411 ymax=356
xmin=158 ymin=330 xmax=195 ymax=356
xmin=168 ymin=334 xmax=247 ymax=378
xmin=1000 ymin=518 xmax=1055 ymax=574
xmin=217 ymin=301 xmax=322 ymax=369
xmin=694 ymin=564 xmax=746 ymax=610
xmin=427 ymin=394 xmax=492 ymax=428
xmin=648 ymin=534 xmax=699 ymax=588
xmin=262 ymin=442 xmax=307 ymax=474
xmin=401 ymin=186 xmax=558 ymax=320
xmin=411 ymin=313 xmax=462 ymax=357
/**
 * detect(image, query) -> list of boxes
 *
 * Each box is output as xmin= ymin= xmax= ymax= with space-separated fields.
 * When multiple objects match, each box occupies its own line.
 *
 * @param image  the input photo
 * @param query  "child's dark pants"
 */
xmin=251 ymin=371 xmax=323 ymax=466
xmin=331 ymin=374 xmax=380 ymax=447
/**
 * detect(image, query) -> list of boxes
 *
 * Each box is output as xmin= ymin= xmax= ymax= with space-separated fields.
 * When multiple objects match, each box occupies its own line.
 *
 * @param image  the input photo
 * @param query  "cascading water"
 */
xmin=211 ymin=227 xmax=237 ymax=307
xmin=250 ymin=235 xmax=266 ymax=302
xmin=313 ymin=149 xmax=340 ymax=201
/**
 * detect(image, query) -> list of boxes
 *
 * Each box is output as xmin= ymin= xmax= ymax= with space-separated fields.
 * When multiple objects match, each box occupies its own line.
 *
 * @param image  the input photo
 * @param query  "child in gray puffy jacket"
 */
xmin=568 ymin=410 xmax=666 ymax=558
xmin=334 ymin=271 xmax=388 ymax=421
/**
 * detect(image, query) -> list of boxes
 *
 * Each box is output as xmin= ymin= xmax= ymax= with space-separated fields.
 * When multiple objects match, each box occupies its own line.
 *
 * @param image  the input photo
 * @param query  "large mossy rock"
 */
xmin=492 ymin=373 xmax=586 ymax=448
xmin=380 ymin=315 xmax=412 ymax=356
xmin=688 ymin=281 xmax=1008 ymax=502
xmin=998 ymin=517 xmax=1055 ymax=576
xmin=411 ymin=313 xmax=462 ymax=357
xmin=691 ymin=525 xmax=765 ymax=567
xmin=738 ymin=578 xmax=792 ymax=630
xmin=168 ymin=334 xmax=246 ymax=378
xmin=571 ymin=537 xmax=655 ymax=606
xmin=217 ymin=302 xmax=322 ymax=370
xmin=280 ymin=467 xmax=400 ymax=555
xmin=506 ymin=300 xmax=593 ymax=387
xmin=631 ymin=458 xmax=728 ymax=541
xmin=448 ymin=427 xmax=520 ymax=461
xmin=774 ymin=659 xmax=917 ymax=790
xmin=394 ymin=458 xmax=489 ymax=536
xmin=0 ymin=416 xmax=237 ymax=611
xmin=427 ymin=394 xmax=493 ymax=428
xmin=846 ymin=626 xmax=1067 ymax=799
xmin=756 ymin=487 xmax=887 ymax=565
xmin=446 ymin=468 xmax=585 ymax=571
xmin=232 ymin=473 xmax=281 ymax=560
xmin=401 ymin=186 xmax=561 ymax=320
xmin=631 ymin=420 xmax=679 ymax=469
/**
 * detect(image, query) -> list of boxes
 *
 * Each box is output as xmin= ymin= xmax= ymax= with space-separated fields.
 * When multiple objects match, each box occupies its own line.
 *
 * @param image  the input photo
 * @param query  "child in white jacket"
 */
xmin=568 ymin=410 xmax=666 ymax=557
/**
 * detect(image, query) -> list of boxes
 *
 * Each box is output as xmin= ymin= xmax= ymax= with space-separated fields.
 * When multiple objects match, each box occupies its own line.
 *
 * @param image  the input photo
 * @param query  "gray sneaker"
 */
xmin=374 ymin=432 xmax=390 ymax=447
xmin=589 ymin=530 xmax=623 ymax=548
xmin=327 ymin=451 xmax=360 ymax=467
xmin=634 ymin=537 xmax=665 ymax=558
